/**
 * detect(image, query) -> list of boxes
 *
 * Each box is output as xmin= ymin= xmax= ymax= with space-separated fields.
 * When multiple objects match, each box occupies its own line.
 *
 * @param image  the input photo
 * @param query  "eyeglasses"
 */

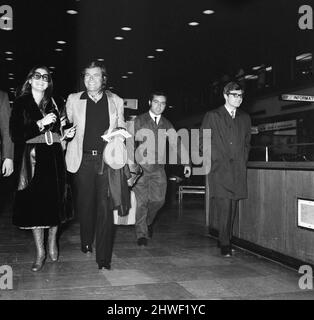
xmin=228 ymin=92 xmax=243 ymax=98
xmin=32 ymin=72 xmax=51 ymax=82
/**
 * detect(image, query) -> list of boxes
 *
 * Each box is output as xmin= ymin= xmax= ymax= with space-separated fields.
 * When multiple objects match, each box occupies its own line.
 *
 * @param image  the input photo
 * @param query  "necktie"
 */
xmin=154 ymin=117 xmax=158 ymax=125
xmin=231 ymin=111 xmax=235 ymax=119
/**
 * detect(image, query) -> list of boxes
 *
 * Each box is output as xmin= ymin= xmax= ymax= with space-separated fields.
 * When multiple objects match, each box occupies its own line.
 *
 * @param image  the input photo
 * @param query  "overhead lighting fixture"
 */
xmin=127 ymin=71 xmax=134 ymax=75
xmin=121 ymin=27 xmax=132 ymax=31
xmin=156 ymin=48 xmax=164 ymax=52
xmin=5 ymin=51 xmax=13 ymax=55
xmin=122 ymin=75 xmax=128 ymax=79
xmin=244 ymin=74 xmax=258 ymax=80
xmin=57 ymin=40 xmax=66 ymax=44
xmin=296 ymin=53 xmax=312 ymax=61
xmin=97 ymin=58 xmax=104 ymax=61
xmin=168 ymin=105 xmax=174 ymax=109
xmin=67 ymin=10 xmax=78 ymax=15
xmin=8 ymin=73 xmax=14 ymax=76
xmin=203 ymin=10 xmax=215 ymax=14
xmin=49 ymin=66 xmax=56 ymax=69
xmin=5 ymin=57 xmax=13 ymax=61
xmin=109 ymin=86 xmax=114 ymax=90
xmin=8 ymin=77 xmax=14 ymax=80
xmin=266 ymin=66 xmax=272 ymax=72
xmin=9 ymin=87 xmax=14 ymax=90
xmin=114 ymin=36 xmax=124 ymax=40
xmin=55 ymin=48 xmax=63 ymax=52
xmin=252 ymin=65 xmax=264 ymax=71
xmin=188 ymin=22 xmax=199 ymax=26
xmin=147 ymin=55 xmax=155 ymax=59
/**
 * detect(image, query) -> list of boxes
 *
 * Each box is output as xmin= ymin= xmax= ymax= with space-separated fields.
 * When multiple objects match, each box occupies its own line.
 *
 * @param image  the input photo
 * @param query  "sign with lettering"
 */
xmin=281 ymin=94 xmax=314 ymax=102
xmin=258 ymin=120 xmax=297 ymax=132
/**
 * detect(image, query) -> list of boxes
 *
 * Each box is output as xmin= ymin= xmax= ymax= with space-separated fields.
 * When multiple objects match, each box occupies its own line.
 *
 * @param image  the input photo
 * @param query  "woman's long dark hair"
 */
xmin=16 ymin=66 xmax=53 ymax=113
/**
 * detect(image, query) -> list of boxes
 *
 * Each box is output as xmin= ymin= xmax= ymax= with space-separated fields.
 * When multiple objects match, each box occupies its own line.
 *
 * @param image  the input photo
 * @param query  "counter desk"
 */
xmin=205 ymin=161 xmax=314 ymax=266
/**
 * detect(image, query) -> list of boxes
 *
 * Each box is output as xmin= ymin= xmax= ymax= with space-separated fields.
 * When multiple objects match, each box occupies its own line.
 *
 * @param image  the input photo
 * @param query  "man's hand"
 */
xmin=63 ymin=125 xmax=76 ymax=140
xmin=184 ymin=165 xmax=191 ymax=178
xmin=2 ymin=158 xmax=13 ymax=177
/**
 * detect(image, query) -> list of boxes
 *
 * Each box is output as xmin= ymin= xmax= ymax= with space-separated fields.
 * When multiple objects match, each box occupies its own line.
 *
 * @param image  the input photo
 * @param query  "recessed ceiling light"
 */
xmin=147 ymin=55 xmax=155 ymax=59
xmin=8 ymin=77 xmax=14 ymax=80
xmin=188 ymin=22 xmax=199 ymax=26
xmin=244 ymin=74 xmax=258 ymax=80
xmin=67 ymin=10 xmax=78 ymax=15
xmin=203 ymin=10 xmax=215 ymax=14
xmin=122 ymin=75 xmax=128 ymax=79
xmin=252 ymin=65 xmax=264 ymax=71
xmin=5 ymin=57 xmax=13 ymax=61
xmin=10 ymin=87 xmax=14 ymax=90
xmin=156 ymin=48 xmax=164 ymax=52
xmin=266 ymin=66 xmax=272 ymax=71
xmin=55 ymin=48 xmax=63 ymax=52
xmin=296 ymin=53 xmax=312 ymax=61
xmin=114 ymin=36 xmax=124 ymax=40
xmin=49 ymin=66 xmax=56 ymax=69
xmin=121 ymin=27 xmax=132 ymax=31
xmin=5 ymin=51 xmax=13 ymax=55
xmin=97 ymin=58 xmax=104 ymax=61
xmin=168 ymin=105 xmax=174 ymax=109
xmin=57 ymin=40 xmax=66 ymax=44
xmin=8 ymin=73 xmax=14 ymax=76
xmin=109 ymin=86 xmax=114 ymax=90
xmin=127 ymin=71 xmax=133 ymax=75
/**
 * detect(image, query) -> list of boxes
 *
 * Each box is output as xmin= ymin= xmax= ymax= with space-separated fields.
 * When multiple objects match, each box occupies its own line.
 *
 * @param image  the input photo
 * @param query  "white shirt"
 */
xmin=149 ymin=110 xmax=161 ymax=125
xmin=224 ymin=105 xmax=236 ymax=119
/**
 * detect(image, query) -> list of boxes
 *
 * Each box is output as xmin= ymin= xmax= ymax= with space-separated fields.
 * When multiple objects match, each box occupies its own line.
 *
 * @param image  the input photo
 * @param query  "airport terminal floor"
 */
xmin=1 ymin=195 xmax=314 ymax=300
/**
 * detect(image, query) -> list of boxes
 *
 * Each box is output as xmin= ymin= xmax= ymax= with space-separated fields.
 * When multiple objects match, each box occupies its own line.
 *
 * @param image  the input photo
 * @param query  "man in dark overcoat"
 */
xmin=0 ymin=90 xmax=14 ymax=177
xmin=201 ymin=82 xmax=251 ymax=256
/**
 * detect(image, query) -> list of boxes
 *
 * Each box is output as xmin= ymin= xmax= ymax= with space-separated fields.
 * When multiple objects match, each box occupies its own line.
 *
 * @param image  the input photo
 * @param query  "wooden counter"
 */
xmin=205 ymin=161 xmax=314 ymax=265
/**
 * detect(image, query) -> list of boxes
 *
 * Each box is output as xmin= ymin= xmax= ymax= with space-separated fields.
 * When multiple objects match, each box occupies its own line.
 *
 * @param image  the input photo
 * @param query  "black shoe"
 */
xmin=137 ymin=237 xmax=147 ymax=246
xmin=148 ymin=225 xmax=153 ymax=239
xmin=81 ymin=244 xmax=93 ymax=254
xmin=98 ymin=263 xmax=111 ymax=270
xmin=221 ymin=245 xmax=232 ymax=257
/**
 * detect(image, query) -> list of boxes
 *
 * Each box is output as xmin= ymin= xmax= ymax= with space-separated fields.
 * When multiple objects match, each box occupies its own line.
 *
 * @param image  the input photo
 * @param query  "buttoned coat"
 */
xmin=65 ymin=90 xmax=125 ymax=173
xmin=201 ymin=105 xmax=251 ymax=200
xmin=0 ymin=90 xmax=14 ymax=161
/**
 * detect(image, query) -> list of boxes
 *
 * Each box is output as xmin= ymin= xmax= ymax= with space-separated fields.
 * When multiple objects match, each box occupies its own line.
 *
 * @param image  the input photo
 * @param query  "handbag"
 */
xmin=113 ymin=190 xmax=136 ymax=225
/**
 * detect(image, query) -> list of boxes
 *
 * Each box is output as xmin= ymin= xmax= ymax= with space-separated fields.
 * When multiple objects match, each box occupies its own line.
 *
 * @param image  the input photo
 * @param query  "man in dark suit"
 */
xmin=132 ymin=91 xmax=191 ymax=246
xmin=201 ymin=82 xmax=251 ymax=257
xmin=0 ymin=90 xmax=14 ymax=177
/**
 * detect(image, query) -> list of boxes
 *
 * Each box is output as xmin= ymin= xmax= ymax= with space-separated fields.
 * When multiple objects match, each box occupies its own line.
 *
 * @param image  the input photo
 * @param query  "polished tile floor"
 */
xmin=1 ymin=196 xmax=314 ymax=300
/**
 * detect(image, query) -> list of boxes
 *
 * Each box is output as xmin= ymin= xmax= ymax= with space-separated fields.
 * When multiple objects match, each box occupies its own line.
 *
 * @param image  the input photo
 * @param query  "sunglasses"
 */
xmin=32 ymin=72 xmax=51 ymax=82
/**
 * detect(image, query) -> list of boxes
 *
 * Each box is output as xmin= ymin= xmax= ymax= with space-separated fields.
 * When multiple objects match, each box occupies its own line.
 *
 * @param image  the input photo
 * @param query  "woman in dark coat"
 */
xmin=10 ymin=66 xmax=75 ymax=272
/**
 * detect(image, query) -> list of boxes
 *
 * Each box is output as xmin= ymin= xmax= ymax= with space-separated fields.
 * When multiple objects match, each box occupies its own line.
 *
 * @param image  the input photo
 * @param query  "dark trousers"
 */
xmin=133 ymin=166 xmax=167 ymax=239
xmin=214 ymin=197 xmax=238 ymax=247
xmin=73 ymin=154 xmax=114 ymax=265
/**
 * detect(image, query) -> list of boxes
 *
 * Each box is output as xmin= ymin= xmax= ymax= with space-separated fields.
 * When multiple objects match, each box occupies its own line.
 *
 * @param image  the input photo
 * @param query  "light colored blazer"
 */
xmin=65 ymin=90 xmax=125 ymax=173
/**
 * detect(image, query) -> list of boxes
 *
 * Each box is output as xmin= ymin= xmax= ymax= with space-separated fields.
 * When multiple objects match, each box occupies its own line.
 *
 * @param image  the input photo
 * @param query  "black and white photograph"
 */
xmin=0 ymin=0 xmax=314 ymax=306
